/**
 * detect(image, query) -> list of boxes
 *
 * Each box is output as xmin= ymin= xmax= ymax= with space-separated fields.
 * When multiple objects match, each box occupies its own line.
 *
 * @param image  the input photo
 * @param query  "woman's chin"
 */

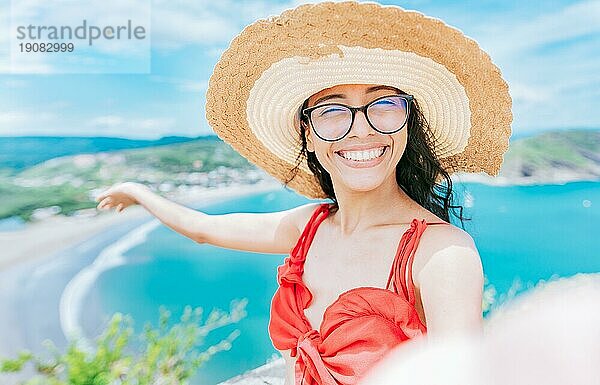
xmin=325 ymin=154 xmax=393 ymax=193
xmin=335 ymin=176 xmax=386 ymax=193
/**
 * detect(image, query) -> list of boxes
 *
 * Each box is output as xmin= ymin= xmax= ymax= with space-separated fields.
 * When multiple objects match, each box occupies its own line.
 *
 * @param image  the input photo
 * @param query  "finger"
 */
xmin=117 ymin=203 xmax=123 ymax=212
xmin=98 ymin=197 xmax=112 ymax=209
xmin=95 ymin=191 xmax=109 ymax=202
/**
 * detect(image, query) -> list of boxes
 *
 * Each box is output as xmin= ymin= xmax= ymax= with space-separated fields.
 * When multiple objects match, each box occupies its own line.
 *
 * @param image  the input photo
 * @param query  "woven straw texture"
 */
xmin=205 ymin=1 xmax=512 ymax=199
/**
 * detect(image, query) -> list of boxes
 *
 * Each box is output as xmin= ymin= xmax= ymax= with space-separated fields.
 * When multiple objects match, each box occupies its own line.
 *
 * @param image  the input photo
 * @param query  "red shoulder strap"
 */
xmin=290 ymin=203 xmax=330 ymax=260
xmin=386 ymin=219 xmax=439 ymax=305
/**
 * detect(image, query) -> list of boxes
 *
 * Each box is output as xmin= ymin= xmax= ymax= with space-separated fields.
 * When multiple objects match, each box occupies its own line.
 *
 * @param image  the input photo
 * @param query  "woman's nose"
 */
xmin=348 ymin=110 xmax=376 ymax=138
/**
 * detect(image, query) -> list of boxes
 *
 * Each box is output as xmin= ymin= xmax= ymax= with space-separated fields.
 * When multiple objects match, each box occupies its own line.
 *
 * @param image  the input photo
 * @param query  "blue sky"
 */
xmin=0 ymin=0 xmax=598 ymax=139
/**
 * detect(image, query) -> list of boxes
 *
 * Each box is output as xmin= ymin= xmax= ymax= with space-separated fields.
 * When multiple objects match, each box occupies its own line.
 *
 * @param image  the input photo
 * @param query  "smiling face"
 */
xmin=303 ymin=83 xmax=409 ymax=194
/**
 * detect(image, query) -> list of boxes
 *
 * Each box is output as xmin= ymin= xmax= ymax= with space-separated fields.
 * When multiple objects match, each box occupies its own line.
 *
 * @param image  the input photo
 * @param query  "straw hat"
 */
xmin=205 ymin=1 xmax=512 ymax=199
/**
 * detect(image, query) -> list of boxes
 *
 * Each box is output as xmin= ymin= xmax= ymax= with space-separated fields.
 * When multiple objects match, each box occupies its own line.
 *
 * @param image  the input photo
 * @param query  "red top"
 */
xmin=268 ymin=203 xmax=450 ymax=385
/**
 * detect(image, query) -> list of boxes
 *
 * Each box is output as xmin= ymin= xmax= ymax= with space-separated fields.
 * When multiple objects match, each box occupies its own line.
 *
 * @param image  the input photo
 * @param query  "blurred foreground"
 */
xmin=362 ymin=273 xmax=600 ymax=385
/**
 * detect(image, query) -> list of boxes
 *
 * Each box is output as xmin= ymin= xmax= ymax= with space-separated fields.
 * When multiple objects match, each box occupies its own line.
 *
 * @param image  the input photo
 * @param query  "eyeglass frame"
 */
xmin=301 ymin=93 xmax=414 ymax=142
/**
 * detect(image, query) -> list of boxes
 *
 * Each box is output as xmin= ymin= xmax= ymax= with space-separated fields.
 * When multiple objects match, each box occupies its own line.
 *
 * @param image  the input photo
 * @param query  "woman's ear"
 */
xmin=297 ymin=103 xmax=315 ymax=153
xmin=303 ymin=121 xmax=315 ymax=153
xmin=295 ymin=111 xmax=314 ymax=153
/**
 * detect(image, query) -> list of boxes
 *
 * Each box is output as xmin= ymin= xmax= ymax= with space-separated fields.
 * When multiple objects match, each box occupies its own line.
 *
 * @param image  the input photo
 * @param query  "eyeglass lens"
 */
xmin=309 ymin=96 xmax=409 ymax=141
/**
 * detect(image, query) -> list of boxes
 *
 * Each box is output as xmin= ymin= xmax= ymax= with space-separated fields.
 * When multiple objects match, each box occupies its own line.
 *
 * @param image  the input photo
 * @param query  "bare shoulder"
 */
xmin=413 ymin=223 xmax=482 ymax=287
xmin=423 ymin=223 xmax=477 ymax=248
xmin=279 ymin=202 xmax=324 ymax=240
xmin=288 ymin=202 xmax=324 ymax=231
xmin=414 ymin=224 xmax=484 ymax=336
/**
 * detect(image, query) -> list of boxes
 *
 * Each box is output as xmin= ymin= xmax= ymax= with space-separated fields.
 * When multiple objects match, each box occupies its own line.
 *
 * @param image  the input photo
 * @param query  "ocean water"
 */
xmin=85 ymin=181 xmax=599 ymax=384
xmin=0 ymin=216 xmax=25 ymax=231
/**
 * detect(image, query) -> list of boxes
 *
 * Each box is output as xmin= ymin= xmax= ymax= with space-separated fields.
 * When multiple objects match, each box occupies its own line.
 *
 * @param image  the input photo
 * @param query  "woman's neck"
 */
xmin=329 ymin=174 xmax=418 ymax=236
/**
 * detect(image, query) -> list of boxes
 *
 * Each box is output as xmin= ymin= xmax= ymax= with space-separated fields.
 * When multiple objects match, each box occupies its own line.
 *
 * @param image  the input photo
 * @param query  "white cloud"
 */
xmin=0 ymin=110 xmax=178 ymax=138
xmin=1 ymin=79 xmax=29 ymax=88
xmin=149 ymin=75 xmax=207 ymax=93
xmin=479 ymin=1 xmax=600 ymax=58
xmin=149 ymin=0 xmax=327 ymax=51
xmin=178 ymin=80 xmax=207 ymax=92
xmin=88 ymin=115 xmax=124 ymax=128
xmin=86 ymin=114 xmax=177 ymax=138
xmin=509 ymin=82 xmax=553 ymax=104
xmin=0 ymin=109 xmax=57 ymax=135
xmin=150 ymin=5 xmax=238 ymax=51
xmin=2 ymin=0 xmax=297 ymax=71
xmin=136 ymin=117 xmax=177 ymax=130
xmin=2 ymin=0 xmax=598 ymax=135
xmin=2 ymin=0 xmax=357 ymax=71
xmin=0 ymin=110 xmax=55 ymax=124
xmin=0 ymin=111 xmax=29 ymax=125
xmin=468 ymin=1 xmax=600 ymax=131
xmin=3 ymin=54 xmax=56 ymax=74
xmin=6 ymin=0 xmax=150 ymax=73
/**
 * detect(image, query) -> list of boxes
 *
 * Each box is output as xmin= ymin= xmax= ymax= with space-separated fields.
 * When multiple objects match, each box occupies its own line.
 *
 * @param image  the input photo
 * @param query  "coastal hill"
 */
xmin=0 ymin=128 xmax=598 ymax=222
xmin=459 ymin=128 xmax=600 ymax=185
xmin=0 ymin=135 xmax=201 ymax=173
xmin=0 ymin=137 xmax=262 ymax=222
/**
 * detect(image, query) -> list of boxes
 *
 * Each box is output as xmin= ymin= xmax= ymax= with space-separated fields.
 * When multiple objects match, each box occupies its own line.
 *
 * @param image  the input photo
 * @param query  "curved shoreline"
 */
xmin=0 ymin=181 xmax=284 ymax=385
xmin=59 ymin=219 xmax=162 ymax=346
xmin=58 ymin=180 xmax=286 ymax=343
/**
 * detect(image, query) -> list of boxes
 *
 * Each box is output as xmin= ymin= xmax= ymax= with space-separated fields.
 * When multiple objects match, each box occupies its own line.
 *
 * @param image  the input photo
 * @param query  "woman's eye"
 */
xmin=319 ymin=107 xmax=345 ymax=116
xmin=374 ymin=99 xmax=395 ymax=106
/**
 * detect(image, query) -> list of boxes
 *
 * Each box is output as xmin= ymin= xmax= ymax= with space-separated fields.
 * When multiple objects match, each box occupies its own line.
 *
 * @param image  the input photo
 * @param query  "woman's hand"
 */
xmin=95 ymin=182 xmax=148 ymax=213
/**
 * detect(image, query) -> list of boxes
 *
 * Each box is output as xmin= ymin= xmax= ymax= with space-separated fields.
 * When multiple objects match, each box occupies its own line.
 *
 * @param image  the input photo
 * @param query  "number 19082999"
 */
xmin=18 ymin=42 xmax=75 ymax=53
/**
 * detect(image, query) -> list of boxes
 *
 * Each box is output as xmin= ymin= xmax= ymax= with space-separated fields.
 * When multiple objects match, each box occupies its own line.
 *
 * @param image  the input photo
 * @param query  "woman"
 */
xmin=96 ymin=2 xmax=512 ymax=384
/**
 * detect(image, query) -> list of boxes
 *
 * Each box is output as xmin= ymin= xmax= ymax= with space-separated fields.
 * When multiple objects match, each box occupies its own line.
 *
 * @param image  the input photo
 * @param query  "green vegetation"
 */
xmin=0 ymin=182 xmax=92 ymax=222
xmin=121 ymin=139 xmax=253 ymax=173
xmin=481 ymin=274 xmax=562 ymax=319
xmin=0 ymin=137 xmax=261 ymax=222
xmin=503 ymin=129 xmax=600 ymax=175
xmin=482 ymin=275 xmax=496 ymax=316
xmin=0 ymin=299 xmax=248 ymax=385
xmin=0 ymin=135 xmax=201 ymax=172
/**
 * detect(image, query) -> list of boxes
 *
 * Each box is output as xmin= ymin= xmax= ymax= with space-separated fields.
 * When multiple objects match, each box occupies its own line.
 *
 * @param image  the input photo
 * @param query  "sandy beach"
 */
xmin=0 ymin=180 xmax=283 ymax=272
xmin=0 ymin=179 xmax=284 ymax=384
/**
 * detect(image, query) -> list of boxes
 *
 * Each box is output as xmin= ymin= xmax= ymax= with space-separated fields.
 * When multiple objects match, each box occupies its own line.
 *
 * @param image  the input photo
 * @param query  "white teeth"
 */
xmin=338 ymin=147 xmax=386 ymax=161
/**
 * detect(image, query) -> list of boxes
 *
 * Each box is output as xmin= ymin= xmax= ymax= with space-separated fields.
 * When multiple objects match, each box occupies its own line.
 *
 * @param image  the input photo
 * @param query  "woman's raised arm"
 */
xmin=95 ymin=182 xmax=318 ymax=255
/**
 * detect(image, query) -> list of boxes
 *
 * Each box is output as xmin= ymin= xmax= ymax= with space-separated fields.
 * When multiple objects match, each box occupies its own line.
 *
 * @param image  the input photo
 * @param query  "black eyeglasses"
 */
xmin=301 ymin=94 xmax=414 ymax=142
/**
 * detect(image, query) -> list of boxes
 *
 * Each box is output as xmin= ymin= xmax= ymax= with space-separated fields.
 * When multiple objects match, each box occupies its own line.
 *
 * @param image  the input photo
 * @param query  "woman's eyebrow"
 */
xmin=314 ymin=94 xmax=345 ymax=106
xmin=313 ymin=85 xmax=399 ymax=106
xmin=366 ymin=85 xmax=399 ymax=94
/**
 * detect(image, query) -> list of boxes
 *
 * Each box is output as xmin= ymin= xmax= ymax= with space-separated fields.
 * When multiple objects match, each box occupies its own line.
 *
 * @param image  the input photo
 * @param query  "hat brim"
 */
xmin=206 ymin=1 xmax=512 ymax=199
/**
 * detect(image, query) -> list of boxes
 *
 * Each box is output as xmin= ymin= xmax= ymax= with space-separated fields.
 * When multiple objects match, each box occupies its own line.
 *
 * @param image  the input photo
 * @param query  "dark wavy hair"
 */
xmin=284 ymin=88 xmax=470 ymax=229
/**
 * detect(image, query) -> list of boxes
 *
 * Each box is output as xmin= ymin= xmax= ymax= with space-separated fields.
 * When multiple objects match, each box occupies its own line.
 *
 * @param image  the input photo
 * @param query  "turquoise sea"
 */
xmin=80 ymin=181 xmax=599 ymax=384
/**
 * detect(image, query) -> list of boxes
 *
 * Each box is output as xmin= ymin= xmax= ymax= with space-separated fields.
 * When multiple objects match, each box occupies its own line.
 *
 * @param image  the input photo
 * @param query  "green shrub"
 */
xmin=0 ymin=299 xmax=247 ymax=385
